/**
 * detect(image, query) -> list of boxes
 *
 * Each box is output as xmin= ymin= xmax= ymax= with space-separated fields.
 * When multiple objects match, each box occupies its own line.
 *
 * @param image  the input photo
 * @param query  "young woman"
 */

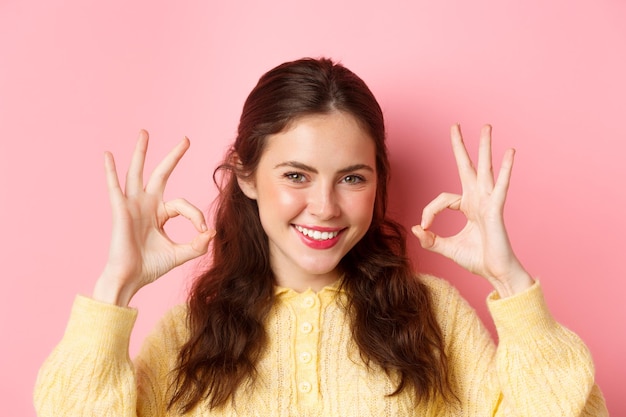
xmin=35 ymin=58 xmax=607 ymax=416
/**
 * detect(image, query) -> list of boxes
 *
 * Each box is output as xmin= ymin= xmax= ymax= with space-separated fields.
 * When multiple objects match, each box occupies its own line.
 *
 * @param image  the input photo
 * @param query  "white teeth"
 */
xmin=295 ymin=225 xmax=339 ymax=241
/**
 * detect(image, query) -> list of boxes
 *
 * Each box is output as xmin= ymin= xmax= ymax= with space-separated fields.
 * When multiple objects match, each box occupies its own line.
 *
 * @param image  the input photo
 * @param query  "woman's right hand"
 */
xmin=93 ymin=130 xmax=215 ymax=306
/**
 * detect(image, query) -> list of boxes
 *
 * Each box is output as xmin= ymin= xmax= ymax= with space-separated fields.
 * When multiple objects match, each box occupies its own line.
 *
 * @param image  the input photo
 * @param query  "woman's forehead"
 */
xmin=260 ymin=112 xmax=376 ymax=165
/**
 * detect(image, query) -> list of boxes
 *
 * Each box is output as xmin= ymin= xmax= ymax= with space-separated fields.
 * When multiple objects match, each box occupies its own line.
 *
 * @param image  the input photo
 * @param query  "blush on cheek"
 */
xmin=271 ymin=189 xmax=307 ymax=217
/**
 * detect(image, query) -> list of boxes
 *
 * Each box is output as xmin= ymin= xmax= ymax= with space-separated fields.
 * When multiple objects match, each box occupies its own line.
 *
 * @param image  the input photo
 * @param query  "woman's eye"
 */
xmin=284 ymin=172 xmax=306 ymax=183
xmin=343 ymin=175 xmax=364 ymax=184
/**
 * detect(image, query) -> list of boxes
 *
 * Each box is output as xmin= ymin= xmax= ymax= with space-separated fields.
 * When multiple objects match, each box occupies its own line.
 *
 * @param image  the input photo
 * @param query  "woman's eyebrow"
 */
xmin=274 ymin=161 xmax=374 ymax=174
xmin=337 ymin=164 xmax=375 ymax=175
xmin=274 ymin=161 xmax=317 ymax=172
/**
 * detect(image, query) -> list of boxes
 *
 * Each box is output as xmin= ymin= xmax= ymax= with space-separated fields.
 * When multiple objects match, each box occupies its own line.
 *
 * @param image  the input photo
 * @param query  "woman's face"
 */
xmin=239 ymin=111 xmax=377 ymax=291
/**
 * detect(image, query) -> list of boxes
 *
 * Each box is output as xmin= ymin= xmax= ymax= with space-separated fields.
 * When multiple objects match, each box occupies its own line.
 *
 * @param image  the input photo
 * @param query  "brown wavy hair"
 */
xmin=168 ymin=57 xmax=450 ymax=412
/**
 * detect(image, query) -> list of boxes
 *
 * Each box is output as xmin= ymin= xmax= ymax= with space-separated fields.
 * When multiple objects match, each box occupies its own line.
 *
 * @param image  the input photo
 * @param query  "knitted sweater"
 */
xmin=34 ymin=276 xmax=607 ymax=416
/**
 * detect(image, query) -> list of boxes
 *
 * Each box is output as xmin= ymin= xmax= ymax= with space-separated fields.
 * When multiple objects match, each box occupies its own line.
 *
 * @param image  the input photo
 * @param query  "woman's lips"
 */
xmin=293 ymin=225 xmax=344 ymax=249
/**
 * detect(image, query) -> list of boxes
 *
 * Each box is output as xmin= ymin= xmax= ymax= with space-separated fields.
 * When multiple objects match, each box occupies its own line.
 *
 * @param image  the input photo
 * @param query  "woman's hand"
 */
xmin=411 ymin=124 xmax=533 ymax=298
xmin=93 ymin=130 xmax=215 ymax=306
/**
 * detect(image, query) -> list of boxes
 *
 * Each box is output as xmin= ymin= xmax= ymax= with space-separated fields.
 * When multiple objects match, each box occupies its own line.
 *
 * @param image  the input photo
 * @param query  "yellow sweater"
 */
xmin=34 ymin=276 xmax=607 ymax=416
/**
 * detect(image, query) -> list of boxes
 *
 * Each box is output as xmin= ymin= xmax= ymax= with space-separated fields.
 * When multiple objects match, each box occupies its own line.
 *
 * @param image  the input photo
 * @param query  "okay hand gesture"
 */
xmin=93 ymin=130 xmax=214 ymax=306
xmin=412 ymin=124 xmax=533 ymax=297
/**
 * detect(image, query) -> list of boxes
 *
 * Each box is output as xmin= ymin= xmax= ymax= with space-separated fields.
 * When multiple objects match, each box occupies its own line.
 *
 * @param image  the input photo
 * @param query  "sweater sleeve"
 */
xmin=423 ymin=276 xmax=608 ymax=416
xmin=34 ymin=295 xmax=140 ymax=417
xmin=487 ymin=281 xmax=608 ymax=416
xmin=134 ymin=303 xmax=188 ymax=416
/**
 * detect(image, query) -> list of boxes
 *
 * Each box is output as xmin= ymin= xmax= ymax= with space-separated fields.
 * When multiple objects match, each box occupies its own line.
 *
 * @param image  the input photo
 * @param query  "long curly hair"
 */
xmin=168 ymin=57 xmax=450 ymax=412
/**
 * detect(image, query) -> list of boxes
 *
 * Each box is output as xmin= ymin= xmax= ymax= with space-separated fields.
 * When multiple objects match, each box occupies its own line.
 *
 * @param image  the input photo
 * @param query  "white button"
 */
xmin=299 ymin=381 xmax=312 ymax=393
xmin=302 ymin=296 xmax=315 ymax=308
xmin=300 ymin=322 xmax=313 ymax=334
xmin=299 ymin=351 xmax=312 ymax=363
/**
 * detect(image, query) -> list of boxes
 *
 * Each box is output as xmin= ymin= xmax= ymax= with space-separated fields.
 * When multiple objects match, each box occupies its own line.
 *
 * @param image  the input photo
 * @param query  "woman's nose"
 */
xmin=307 ymin=183 xmax=340 ymax=220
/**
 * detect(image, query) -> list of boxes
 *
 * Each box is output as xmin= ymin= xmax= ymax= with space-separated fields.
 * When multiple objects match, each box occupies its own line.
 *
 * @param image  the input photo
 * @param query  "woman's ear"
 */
xmin=233 ymin=154 xmax=258 ymax=200
xmin=237 ymin=175 xmax=258 ymax=200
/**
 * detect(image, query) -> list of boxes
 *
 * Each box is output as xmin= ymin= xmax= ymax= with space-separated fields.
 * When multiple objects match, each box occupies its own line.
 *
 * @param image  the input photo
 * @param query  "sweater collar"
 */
xmin=274 ymin=276 xmax=345 ymax=298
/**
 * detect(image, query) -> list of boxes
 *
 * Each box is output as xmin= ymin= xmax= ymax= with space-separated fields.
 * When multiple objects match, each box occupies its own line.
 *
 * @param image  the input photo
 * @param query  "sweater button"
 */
xmin=300 ymin=322 xmax=313 ymax=334
xmin=302 ymin=296 xmax=316 ymax=308
xmin=299 ymin=381 xmax=312 ymax=393
xmin=299 ymin=351 xmax=312 ymax=363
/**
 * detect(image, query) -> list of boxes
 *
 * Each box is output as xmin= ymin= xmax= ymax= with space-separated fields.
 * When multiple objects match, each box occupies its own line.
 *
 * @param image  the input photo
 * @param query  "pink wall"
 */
xmin=2 ymin=1 xmax=624 ymax=415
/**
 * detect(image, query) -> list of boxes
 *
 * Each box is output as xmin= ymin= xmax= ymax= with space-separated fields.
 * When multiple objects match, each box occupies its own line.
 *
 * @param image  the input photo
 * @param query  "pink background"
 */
xmin=2 ymin=1 xmax=624 ymax=415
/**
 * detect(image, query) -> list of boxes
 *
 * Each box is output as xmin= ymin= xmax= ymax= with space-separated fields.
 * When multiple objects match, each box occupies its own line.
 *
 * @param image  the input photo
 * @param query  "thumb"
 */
xmin=411 ymin=225 xmax=438 ymax=250
xmin=177 ymin=229 xmax=215 ymax=265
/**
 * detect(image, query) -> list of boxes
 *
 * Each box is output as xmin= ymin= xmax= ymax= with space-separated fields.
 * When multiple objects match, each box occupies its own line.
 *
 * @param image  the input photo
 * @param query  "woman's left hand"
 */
xmin=412 ymin=124 xmax=534 ymax=297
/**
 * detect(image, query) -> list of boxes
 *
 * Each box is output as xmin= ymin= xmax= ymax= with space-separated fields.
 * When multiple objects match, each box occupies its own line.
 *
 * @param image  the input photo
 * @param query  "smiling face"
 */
xmin=238 ymin=111 xmax=377 ymax=291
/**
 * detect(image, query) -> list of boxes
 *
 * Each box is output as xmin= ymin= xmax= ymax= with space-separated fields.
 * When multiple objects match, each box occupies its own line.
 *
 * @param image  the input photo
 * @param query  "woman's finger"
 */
xmin=145 ymin=137 xmax=191 ymax=196
xmin=476 ymin=125 xmax=495 ymax=191
xmin=125 ymin=130 xmax=149 ymax=196
xmin=450 ymin=124 xmax=476 ymax=191
xmin=161 ymin=197 xmax=213 ymax=269
xmin=174 ymin=229 xmax=215 ymax=266
xmin=420 ymin=192 xmax=462 ymax=229
xmin=492 ymin=148 xmax=515 ymax=207
xmin=104 ymin=151 xmax=125 ymax=208
xmin=162 ymin=198 xmax=208 ymax=233
xmin=411 ymin=225 xmax=458 ymax=261
xmin=411 ymin=224 xmax=438 ymax=250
